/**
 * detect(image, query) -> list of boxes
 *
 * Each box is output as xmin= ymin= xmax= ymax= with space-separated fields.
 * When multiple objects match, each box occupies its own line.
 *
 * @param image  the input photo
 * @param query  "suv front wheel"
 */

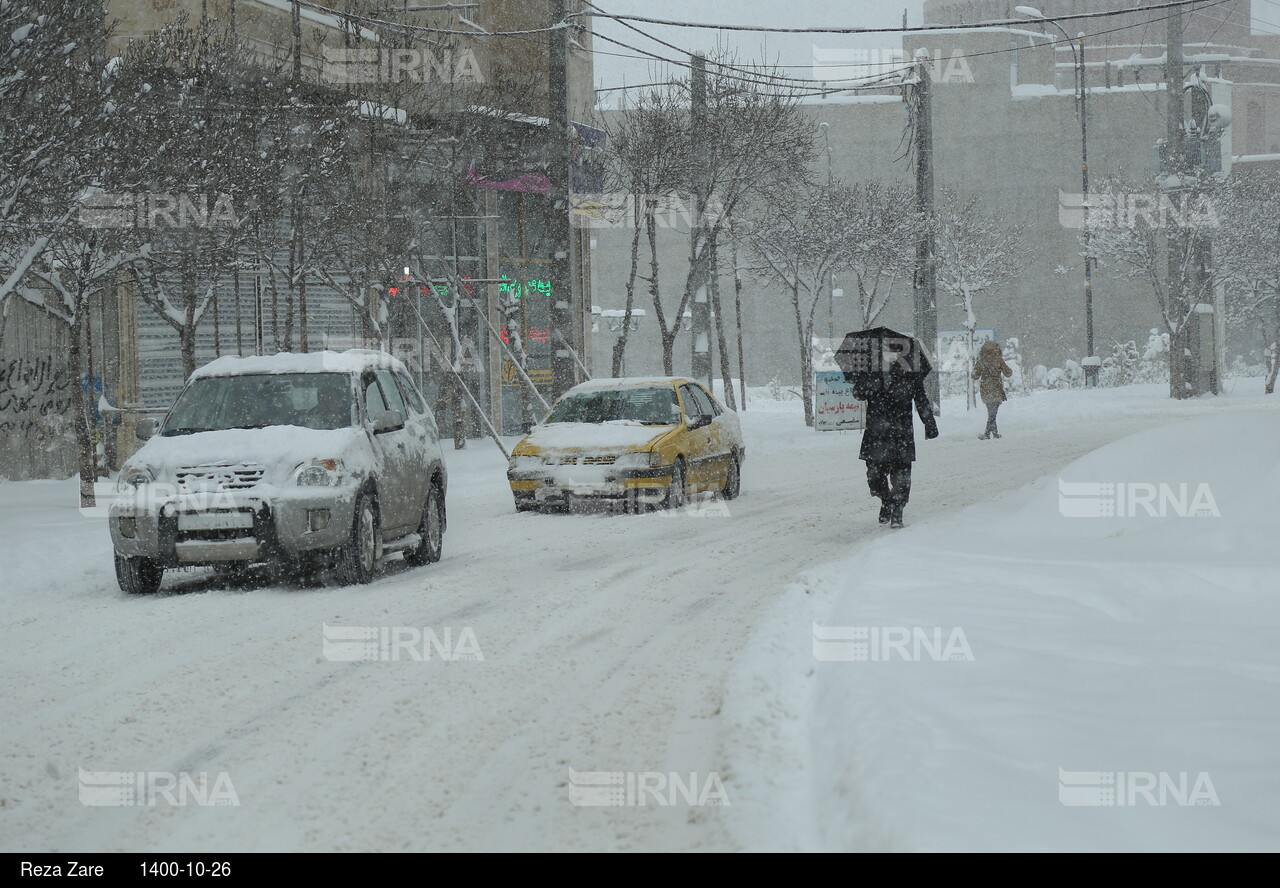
xmin=115 ymin=552 xmax=163 ymax=595
xmin=335 ymin=489 xmax=380 ymax=585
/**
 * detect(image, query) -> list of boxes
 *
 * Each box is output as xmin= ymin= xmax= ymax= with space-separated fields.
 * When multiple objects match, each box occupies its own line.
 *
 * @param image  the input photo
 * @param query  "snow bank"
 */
xmin=724 ymin=406 xmax=1280 ymax=851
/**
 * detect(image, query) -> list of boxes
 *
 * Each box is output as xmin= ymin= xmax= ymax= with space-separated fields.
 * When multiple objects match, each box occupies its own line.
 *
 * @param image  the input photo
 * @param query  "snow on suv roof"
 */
xmin=567 ymin=377 xmax=693 ymax=393
xmin=190 ymin=350 xmax=410 ymax=380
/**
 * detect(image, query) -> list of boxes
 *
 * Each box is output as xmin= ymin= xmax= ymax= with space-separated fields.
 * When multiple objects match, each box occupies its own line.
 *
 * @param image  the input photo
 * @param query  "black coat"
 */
xmin=856 ymin=366 xmax=937 ymax=464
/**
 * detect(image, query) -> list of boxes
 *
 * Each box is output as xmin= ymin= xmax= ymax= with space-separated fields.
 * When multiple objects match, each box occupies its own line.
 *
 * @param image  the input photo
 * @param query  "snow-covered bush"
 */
xmin=1100 ymin=340 xmax=1140 ymax=387
xmin=765 ymin=374 xmax=784 ymax=401
xmin=1001 ymin=337 xmax=1026 ymax=394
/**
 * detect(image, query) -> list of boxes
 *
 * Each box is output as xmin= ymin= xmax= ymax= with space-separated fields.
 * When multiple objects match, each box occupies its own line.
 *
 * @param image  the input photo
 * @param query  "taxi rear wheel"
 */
xmin=723 ymin=451 xmax=742 ymax=500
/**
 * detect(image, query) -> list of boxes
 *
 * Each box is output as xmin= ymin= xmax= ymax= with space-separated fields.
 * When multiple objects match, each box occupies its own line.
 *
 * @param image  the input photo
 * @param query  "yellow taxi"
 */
xmin=506 ymin=377 xmax=744 ymax=513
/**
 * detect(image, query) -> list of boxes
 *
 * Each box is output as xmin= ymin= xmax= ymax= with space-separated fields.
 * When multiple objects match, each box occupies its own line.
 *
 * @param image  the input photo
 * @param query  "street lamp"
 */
xmin=819 ymin=122 xmax=835 ymax=340
xmin=593 ymin=307 xmax=645 ymax=376
xmin=1017 ymin=6 xmax=1098 ymax=386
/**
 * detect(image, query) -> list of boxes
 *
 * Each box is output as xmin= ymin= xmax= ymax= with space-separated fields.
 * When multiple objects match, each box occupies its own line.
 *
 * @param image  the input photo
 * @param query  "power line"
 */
xmin=588 ymin=0 xmax=1238 ymax=98
xmin=288 ymin=0 xmax=566 ymax=37
xmin=572 ymin=0 xmax=1224 ymax=36
xmin=584 ymin=0 xmax=916 ymax=87
xmin=590 ymin=29 xmax=915 ymax=94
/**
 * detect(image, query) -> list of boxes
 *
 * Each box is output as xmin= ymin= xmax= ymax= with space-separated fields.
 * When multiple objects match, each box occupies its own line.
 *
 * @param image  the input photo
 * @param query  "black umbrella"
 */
xmin=835 ymin=326 xmax=932 ymax=397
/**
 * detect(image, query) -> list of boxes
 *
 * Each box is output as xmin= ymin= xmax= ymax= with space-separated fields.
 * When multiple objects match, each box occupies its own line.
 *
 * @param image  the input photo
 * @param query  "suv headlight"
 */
xmin=117 ymin=467 xmax=154 ymax=490
xmin=614 ymin=451 xmax=660 ymax=469
xmin=509 ymin=454 xmax=544 ymax=470
xmin=295 ymin=458 xmax=344 ymax=487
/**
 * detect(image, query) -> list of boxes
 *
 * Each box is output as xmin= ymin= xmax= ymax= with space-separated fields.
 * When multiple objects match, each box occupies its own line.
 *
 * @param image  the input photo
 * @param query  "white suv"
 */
xmin=110 ymin=350 xmax=447 ymax=593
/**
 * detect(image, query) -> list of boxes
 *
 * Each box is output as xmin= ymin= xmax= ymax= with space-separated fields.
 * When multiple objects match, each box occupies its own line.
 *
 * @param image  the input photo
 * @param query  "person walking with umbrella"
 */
xmin=972 ymin=339 xmax=1013 ymax=440
xmin=836 ymin=329 xmax=940 ymax=528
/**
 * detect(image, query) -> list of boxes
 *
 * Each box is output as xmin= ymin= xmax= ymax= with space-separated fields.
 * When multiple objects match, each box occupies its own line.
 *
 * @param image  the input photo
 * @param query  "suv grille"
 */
xmin=176 ymin=464 xmax=266 ymax=491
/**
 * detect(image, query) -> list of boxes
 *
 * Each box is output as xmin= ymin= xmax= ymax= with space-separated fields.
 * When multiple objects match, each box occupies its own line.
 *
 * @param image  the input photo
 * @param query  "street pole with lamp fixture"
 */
xmin=819 ymin=121 xmax=836 ymax=342
xmin=1016 ymin=7 xmax=1099 ymax=386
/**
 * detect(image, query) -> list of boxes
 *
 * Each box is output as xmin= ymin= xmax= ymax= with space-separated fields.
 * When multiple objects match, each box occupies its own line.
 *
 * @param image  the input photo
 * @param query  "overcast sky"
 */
xmin=590 ymin=0 xmax=928 ymax=97
xmin=589 ymin=0 xmax=1280 ymax=100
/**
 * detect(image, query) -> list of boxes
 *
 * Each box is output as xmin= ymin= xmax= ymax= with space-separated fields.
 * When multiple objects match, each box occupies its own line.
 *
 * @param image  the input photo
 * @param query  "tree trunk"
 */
xmin=1267 ymin=296 xmax=1280 ymax=395
xmin=646 ymin=207 xmax=674 ymax=375
xmin=451 ymin=373 xmax=467 ymax=450
xmin=612 ymin=201 xmax=644 ymax=377
xmin=69 ymin=309 xmax=95 ymax=507
xmin=708 ymin=235 xmax=736 ymax=409
xmin=283 ymin=221 xmax=296 ymax=352
xmin=661 ymin=329 xmax=676 ymax=377
xmin=298 ymin=211 xmax=308 ymax=352
xmin=1168 ymin=323 xmax=1191 ymax=399
xmin=730 ymin=226 xmax=747 ymax=410
xmin=180 ymin=324 xmax=197 ymax=381
xmin=790 ymin=283 xmax=814 ymax=427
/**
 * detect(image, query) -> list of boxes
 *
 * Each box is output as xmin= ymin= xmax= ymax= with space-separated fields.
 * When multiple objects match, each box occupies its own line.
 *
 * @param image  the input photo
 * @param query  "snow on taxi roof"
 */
xmin=565 ymin=377 xmax=693 ymax=393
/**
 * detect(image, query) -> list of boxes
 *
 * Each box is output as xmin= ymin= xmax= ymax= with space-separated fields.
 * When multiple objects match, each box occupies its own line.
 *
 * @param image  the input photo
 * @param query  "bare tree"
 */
xmin=746 ymin=184 xmax=852 ymax=427
xmin=16 ymin=232 xmax=146 ymax=505
xmin=600 ymin=88 xmax=689 ymax=378
xmin=0 ymin=0 xmax=110 ymax=302
xmin=672 ymin=57 xmax=815 ymax=396
xmin=1087 ymin=176 xmax=1220 ymax=399
xmin=934 ymin=190 xmax=1027 ymax=407
xmin=840 ymin=181 xmax=925 ymax=329
xmin=1213 ymin=168 xmax=1280 ymax=394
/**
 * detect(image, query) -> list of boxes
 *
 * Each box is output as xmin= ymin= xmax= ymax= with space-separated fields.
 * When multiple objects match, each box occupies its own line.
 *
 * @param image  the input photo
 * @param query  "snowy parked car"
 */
xmin=506 ymin=377 xmax=744 ymax=513
xmin=110 ymin=350 xmax=447 ymax=594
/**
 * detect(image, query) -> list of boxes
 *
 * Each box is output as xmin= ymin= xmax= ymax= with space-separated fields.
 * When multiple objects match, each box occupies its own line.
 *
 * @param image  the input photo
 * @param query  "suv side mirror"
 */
xmin=688 ymin=414 xmax=710 ymax=430
xmin=136 ymin=417 xmax=157 ymax=441
xmin=372 ymin=409 xmax=405 ymax=434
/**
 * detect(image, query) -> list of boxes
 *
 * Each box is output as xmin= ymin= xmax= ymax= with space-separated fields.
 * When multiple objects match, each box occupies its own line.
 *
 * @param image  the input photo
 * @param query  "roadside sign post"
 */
xmin=814 ymin=370 xmax=865 ymax=431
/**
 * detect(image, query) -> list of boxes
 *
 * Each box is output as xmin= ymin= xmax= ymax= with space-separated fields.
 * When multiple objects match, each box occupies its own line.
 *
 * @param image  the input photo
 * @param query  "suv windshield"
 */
xmin=162 ymin=373 xmax=354 ymax=435
xmin=545 ymin=387 xmax=680 ymax=425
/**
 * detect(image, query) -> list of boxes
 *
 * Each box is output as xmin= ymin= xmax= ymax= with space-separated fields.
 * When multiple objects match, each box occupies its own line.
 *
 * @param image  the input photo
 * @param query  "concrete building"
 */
xmin=587 ymin=1 xmax=1280 ymax=393
xmin=0 ymin=1 xmax=598 ymax=479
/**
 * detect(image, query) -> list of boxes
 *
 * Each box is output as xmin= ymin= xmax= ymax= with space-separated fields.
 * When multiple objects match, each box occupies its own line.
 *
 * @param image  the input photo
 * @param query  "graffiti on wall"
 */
xmin=0 ymin=356 xmax=75 ymax=435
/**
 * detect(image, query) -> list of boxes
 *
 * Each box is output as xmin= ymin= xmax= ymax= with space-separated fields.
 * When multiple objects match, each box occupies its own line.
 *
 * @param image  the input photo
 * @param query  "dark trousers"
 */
xmin=866 ymin=461 xmax=912 ymax=506
xmin=985 ymin=401 xmax=1001 ymax=433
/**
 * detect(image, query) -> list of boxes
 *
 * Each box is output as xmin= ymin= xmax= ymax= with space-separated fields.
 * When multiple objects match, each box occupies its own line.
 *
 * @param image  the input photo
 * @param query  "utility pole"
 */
xmin=1188 ymin=67 xmax=1219 ymax=395
xmin=690 ymin=54 xmax=712 ymax=384
xmin=290 ymin=0 xmax=301 ymax=81
xmin=820 ymin=121 xmax=834 ymax=343
xmin=911 ymin=50 xmax=939 ymax=412
xmin=1079 ymin=32 xmax=1098 ymax=387
xmin=1164 ymin=5 xmax=1193 ymax=398
xmin=548 ymin=0 xmax=576 ymax=398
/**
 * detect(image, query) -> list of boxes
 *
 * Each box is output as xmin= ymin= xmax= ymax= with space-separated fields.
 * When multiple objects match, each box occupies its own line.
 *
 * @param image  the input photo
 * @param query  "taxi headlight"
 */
xmin=614 ymin=451 xmax=659 ymax=469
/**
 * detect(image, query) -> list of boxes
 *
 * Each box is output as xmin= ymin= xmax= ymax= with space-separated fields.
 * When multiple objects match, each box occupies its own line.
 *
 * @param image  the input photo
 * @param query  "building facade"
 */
xmin=587 ymin=1 xmax=1280 ymax=394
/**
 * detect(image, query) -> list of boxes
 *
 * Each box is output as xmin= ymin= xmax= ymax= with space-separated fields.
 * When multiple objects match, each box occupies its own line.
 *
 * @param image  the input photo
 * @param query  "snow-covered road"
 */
xmin=2 ymin=382 xmax=1272 ymax=851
